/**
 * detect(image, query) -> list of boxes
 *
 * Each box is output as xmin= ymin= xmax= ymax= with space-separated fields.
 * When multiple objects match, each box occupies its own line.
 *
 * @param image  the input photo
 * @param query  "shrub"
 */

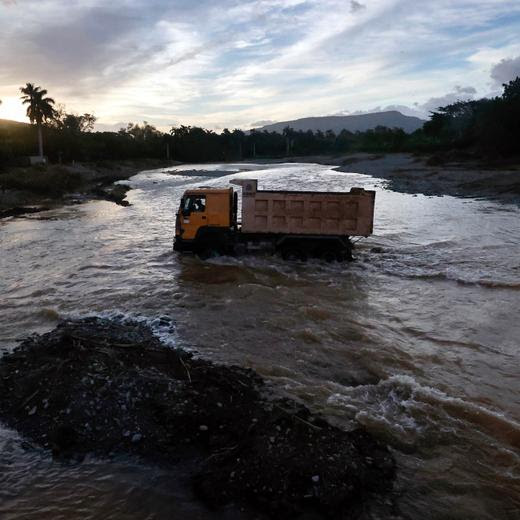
xmin=0 ymin=165 xmax=83 ymax=196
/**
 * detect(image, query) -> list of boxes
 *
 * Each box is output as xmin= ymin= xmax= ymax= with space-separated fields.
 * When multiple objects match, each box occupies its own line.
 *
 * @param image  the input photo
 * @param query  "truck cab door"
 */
xmin=180 ymin=194 xmax=207 ymax=240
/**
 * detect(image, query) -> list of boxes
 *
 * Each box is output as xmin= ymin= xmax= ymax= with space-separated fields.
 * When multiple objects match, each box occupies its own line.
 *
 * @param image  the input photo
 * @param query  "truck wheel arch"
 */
xmin=195 ymin=227 xmax=231 ymax=257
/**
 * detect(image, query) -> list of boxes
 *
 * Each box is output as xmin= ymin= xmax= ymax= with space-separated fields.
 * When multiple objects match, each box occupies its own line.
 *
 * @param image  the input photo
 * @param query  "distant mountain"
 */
xmin=253 ymin=111 xmax=425 ymax=134
xmin=0 ymin=118 xmax=29 ymax=130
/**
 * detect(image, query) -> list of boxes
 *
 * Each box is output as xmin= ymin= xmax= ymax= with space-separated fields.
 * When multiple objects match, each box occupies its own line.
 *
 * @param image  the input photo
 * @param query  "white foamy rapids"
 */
xmin=356 ymin=244 xmax=520 ymax=290
xmin=63 ymin=310 xmax=180 ymax=350
xmin=327 ymin=375 xmax=520 ymax=452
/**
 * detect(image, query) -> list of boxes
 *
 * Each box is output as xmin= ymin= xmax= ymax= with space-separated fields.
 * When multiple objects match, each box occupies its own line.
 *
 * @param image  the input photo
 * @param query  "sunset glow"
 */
xmin=0 ymin=96 xmax=28 ymax=123
xmin=1 ymin=1 xmax=520 ymax=130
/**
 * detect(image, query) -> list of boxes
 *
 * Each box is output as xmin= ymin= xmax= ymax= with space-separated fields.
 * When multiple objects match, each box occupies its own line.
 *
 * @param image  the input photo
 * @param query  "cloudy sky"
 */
xmin=1 ymin=0 xmax=520 ymax=130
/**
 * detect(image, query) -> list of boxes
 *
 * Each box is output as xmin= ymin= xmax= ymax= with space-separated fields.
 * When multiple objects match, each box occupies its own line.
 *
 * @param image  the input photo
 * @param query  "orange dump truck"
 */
xmin=174 ymin=179 xmax=375 ymax=261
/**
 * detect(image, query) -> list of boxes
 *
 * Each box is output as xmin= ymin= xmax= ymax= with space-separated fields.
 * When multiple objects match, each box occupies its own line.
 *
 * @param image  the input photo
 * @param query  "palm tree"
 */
xmin=283 ymin=126 xmax=295 ymax=155
xmin=20 ymin=83 xmax=55 ymax=158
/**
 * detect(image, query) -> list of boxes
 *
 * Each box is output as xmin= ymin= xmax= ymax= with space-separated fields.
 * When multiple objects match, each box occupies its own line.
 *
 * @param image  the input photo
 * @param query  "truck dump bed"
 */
xmin=231 ymin=179 xmax=375 ymax=237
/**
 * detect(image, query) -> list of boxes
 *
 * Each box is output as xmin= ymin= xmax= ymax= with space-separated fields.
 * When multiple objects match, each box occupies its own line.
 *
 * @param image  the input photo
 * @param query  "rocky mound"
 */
xmin=0 ymin=318 xmax=396 ymax=518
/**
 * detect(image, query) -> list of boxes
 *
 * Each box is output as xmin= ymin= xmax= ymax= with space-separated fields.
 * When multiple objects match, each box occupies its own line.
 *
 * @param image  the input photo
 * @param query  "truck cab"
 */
xmin=174 ymin=187 xmax=236 ymax=254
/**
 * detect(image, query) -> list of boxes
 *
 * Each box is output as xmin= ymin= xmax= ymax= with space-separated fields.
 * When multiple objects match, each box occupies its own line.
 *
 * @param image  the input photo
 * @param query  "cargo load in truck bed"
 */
xmin=231 ymin=179 xmax=375 ymax=236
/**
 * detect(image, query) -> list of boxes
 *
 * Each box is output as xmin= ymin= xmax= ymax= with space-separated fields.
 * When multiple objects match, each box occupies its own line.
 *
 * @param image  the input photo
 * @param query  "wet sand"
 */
xmin=262 ymin=153 xmax=520 ymax=202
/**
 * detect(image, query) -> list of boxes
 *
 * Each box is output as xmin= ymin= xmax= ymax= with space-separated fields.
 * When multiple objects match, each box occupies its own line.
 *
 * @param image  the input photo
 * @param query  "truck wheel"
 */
xmin=281 ymin=246 xmax=306 ymax=262
xmin=197 ymin=244 xmax=221 ymax=260
xmin=342 ymin=247 xmax=354 ymax=262
xmin=321 ymin=249 xmax=338 ymax=263
xmin=196 ymin=231 xmax=228 ymax=260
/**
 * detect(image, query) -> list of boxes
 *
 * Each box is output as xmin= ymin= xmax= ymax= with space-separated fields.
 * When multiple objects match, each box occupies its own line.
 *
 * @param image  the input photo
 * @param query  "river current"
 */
xmin=1 ymin=162 xmax=519 ymax=519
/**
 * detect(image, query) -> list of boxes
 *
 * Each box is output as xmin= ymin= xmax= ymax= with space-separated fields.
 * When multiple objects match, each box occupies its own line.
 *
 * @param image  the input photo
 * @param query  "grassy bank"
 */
xmin=0 ymin=158 xmax=179 ymax=216
xmin=0 ymin=164 xmax=84 ymax=196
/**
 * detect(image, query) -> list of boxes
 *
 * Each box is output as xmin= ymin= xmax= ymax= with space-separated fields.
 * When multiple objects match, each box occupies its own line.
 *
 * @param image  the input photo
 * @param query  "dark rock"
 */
xmin=0 ymin=206 xmax=50 ymax=219
xmin=91 ymin=183 xmax=131 ymax=206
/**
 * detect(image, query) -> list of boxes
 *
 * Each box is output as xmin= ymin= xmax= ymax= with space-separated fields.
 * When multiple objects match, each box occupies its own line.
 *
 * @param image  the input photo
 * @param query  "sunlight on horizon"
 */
xmin=0 ymin=97 xmax=27 ymax=123
xmin=1 ymin=1 xmax=520 ymax=130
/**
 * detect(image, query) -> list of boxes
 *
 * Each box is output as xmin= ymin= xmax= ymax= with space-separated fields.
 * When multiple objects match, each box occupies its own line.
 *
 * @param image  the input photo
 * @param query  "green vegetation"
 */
xmin=1 ymin=78 xmax=519 ymax=166
xmin=0 ymin=165 xmax=83 ymax=196
xmin=423 ymin=77 xmax=520 ymax=156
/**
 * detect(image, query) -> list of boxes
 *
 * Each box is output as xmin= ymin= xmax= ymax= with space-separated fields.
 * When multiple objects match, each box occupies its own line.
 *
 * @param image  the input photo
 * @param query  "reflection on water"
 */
xmin=1 ymin=162 xmax=519 ymax=519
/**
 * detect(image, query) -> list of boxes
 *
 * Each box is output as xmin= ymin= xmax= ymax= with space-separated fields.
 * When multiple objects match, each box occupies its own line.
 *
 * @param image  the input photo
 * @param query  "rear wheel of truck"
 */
xmin=342 ymin=247 xmax=354 ymax=262
xmin=320 ymin=249 xmax=339 ymax=263
xmin=281 ymin=246 xmax=307 ymax=262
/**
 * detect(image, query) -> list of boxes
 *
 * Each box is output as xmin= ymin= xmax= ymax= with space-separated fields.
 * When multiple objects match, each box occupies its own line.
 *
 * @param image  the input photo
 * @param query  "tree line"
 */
xmin=1 ymin=77 xmax=519 ymax=165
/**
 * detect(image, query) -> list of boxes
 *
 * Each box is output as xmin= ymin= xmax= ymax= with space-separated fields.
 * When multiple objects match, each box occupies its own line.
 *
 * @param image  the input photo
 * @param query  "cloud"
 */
xmin=418 ymin=85 xmax=477 ymax=113
xmin=380 ymin=104 xmax=426 ymax=118
xmin=338 ymin=85 xmax=478 ymax=119
xmin=350 ymin=1 xmax=365 ymax=13
xmin=250 ymin=120 xmax=275 ymax=127
xmin=2 ymin=0 xmax=520 ymax=129
xmin=0 ymin=4 xmax=158 ymax=90
xmin=454 ymin=86 xmax=477 ymax=95
xmin=490 ymin=56 xmax=520 ymax=86
xmin=337 ymin=104 xmax=426 ymax=119
xmin=94 ymin=121 xmax=128 ymax=132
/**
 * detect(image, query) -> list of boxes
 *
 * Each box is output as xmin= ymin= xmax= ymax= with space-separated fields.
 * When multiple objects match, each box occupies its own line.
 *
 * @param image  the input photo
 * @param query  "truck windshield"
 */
xmin=183 ymin=195 xmax=206 ymax=213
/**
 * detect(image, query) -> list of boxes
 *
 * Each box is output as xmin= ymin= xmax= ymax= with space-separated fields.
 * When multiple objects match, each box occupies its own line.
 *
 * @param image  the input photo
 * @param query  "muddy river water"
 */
xmin=1 ymin=162 xmax=519 ymax=519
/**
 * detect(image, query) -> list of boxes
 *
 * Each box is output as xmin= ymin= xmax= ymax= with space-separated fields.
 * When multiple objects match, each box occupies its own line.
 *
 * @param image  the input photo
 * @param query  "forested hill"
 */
xmin=0 ymin=119 xmax=28 ymax=129
xmin=254 ymin=111 xmax=425 ymax=134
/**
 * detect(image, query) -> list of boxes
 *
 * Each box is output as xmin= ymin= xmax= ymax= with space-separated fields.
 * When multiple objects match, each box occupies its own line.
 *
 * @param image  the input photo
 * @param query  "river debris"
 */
xmin=0 ymin=318 xmax=397 ymax=518
xmin=91 ymin=183 xmax=131 ymax=206
xmin=0 ymin=205 xmax=50 ymax=219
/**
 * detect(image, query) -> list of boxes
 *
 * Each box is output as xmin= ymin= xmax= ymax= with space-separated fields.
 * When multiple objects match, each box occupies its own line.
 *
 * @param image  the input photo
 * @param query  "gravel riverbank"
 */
xmin=0 ymin=317 xmax=397 ymax=519
xmin=257 ymin=152 xmax=520 ymax=202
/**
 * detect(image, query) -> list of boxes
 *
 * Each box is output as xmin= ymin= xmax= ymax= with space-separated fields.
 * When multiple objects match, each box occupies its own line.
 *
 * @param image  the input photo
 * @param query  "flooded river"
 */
xmin=1 ymin=162 xmax=519 ymax=519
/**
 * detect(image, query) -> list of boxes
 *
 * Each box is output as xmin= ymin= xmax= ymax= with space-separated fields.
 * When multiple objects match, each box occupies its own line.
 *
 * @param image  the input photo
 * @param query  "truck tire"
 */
xmin=195 ymin=229 xmax=229 ymax=259
xmin=281 ymin=246 xmax=307 ymax=262
xmin=342 ymin=246 xmax=354 ymax=262
xmin=197 ymin=246 xmax=220 ymax=260
xmin=321 ymin=249 xmax=338 ymax=263
xmin=317 ymin=242 xmax=352 ymax=262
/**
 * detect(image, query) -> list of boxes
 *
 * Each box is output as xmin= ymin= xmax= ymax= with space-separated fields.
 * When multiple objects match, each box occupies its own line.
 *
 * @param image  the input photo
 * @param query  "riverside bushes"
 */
xmin=0 ymin=165 xmax=83 ymax=196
